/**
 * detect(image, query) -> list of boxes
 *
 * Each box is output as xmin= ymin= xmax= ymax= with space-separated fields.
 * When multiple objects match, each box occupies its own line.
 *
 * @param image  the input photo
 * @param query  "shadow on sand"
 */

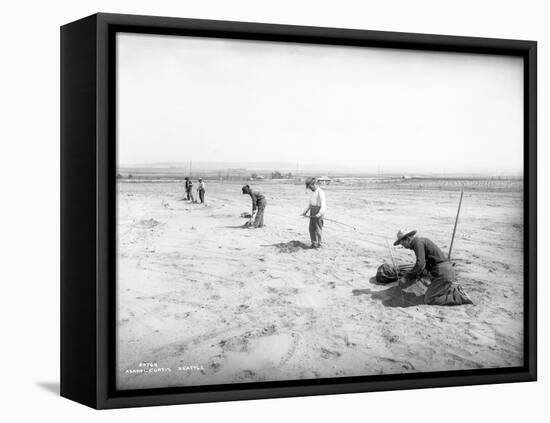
xmin=218 ymin=224 xmax=249 ymax=229
xmin=353 ymin=277 xmax=425 ymax=308
xmin=261 ymin=240 xmax=311 ymax=253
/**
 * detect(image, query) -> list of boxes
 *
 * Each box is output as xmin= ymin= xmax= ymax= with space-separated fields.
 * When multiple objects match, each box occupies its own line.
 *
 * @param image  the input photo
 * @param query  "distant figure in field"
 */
xmin=393 ymin=229 xmax=473 ymax=306
xmin=301 ymin=177 xmax=326 ymax=249
xmin=197 ymin=178 xmax=206 ymax=203
xmin=184 ymin=177 xmax=194 ymax=202
xmin=241 ymin=185 xmax=266 ymax=228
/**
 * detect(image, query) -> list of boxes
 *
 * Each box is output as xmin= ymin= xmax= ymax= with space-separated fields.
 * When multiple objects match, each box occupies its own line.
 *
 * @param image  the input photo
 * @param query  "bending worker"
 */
xmin=241 ymin=185 xmax=266 ymax=228
xmin=301 ymin=177 xmax=326 ymax=249
xmin=393 ymin=229 xmax=473 ymax=306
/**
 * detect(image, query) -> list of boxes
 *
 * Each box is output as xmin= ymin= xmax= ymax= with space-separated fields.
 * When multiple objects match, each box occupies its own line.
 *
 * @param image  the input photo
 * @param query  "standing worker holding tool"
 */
xmin=301 ymin=177 xmax=327 ymax=249
xmin=197 ymin=178 xmax=206 ymax=204
xmin=241 ymin=185 xmax=266 ymax=228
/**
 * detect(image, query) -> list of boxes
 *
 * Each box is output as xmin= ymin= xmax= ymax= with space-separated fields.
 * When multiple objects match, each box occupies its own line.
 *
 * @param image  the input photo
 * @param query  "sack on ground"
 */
xmin=376 ymin=263 xmax=399 ymax=284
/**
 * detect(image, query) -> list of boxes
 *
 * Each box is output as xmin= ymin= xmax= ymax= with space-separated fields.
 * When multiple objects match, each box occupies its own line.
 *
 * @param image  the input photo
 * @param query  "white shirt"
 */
xmin=309 ymin=187 xmax=327 ymax=216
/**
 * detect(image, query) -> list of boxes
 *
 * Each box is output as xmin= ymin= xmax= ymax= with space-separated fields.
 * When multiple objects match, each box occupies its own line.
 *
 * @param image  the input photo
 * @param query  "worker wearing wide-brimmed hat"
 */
xmin=394 ymin=229 xmax=472 ymax=306
xmin=242 ymin=185 xmax=266 ymax=228
xmin=301 ymin=177 xmax=326 ymax=249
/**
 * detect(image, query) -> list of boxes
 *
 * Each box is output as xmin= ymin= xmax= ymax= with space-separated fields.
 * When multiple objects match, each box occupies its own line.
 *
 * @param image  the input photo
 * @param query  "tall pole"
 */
xmin=448 ymin=191 xmax=464 ymax=260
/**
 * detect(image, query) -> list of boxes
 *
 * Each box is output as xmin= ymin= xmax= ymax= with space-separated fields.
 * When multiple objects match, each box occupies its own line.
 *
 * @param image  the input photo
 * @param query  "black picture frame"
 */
xmin=60 ymin=12 xmax=537 ymax=409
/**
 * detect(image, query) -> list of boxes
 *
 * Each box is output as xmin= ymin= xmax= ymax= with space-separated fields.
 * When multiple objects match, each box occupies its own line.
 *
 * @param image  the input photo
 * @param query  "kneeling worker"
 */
xmin=393 ymin=229 xmax=473 ymax=306
xmin=301 ymin=177 xmax=326 ymax=249
xmin=242 ymin=185 xmax=266 ymax=228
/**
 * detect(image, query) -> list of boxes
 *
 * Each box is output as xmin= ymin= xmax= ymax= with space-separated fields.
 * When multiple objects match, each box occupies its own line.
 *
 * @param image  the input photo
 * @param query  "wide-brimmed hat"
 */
xmin=393 ymin=229 xmax=417 ymax=246
xmin=305 ymin=177 xmax=317 ymax=188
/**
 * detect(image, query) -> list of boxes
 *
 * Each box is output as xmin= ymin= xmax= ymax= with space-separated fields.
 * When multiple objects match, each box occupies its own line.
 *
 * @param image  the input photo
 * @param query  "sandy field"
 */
xmin=116 ymin=180 xmax=524 ymax=390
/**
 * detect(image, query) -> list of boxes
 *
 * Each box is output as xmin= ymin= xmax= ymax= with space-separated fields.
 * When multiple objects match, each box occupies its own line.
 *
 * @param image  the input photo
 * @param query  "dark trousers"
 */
xmin=198 ymin=189 xmax=205 ymax=203
xmin=309 ymin=205 xmax=323 ymax=247
xmin=253 ymin=201 xmax=266 ymax=227
xmin=186 ymin=189 xmax=194 ymax=202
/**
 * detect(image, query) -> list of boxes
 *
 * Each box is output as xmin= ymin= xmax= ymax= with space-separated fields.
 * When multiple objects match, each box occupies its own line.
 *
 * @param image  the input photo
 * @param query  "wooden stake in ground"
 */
xmin=448 ymin=190 xmax=464 ymax=260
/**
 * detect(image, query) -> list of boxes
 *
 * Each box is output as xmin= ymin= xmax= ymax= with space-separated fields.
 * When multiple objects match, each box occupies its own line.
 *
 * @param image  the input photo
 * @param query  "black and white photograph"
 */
xmin=115 ymin=32 xmax=525 ymax=390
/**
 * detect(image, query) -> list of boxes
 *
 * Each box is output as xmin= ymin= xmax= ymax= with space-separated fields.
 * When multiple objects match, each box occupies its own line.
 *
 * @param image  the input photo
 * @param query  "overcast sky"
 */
xmin=117 ymin=32 xmax=523 ymax=175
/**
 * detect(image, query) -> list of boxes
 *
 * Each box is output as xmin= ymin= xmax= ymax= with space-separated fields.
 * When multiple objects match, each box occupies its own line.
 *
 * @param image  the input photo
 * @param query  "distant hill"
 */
xmin=123 ymin=161 xmax=297 ymax=171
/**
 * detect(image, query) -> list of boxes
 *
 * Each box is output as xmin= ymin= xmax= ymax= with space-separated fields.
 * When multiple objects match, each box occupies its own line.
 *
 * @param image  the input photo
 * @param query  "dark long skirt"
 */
xmin=425 ymin=262 xmax=473 ymax=306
